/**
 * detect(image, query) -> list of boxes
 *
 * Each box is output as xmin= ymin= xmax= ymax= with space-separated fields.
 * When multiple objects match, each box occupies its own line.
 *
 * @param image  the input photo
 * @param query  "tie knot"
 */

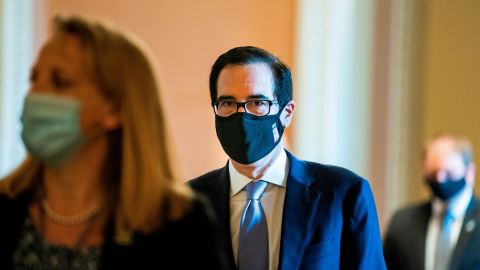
xmin=245 ymin=180 xmax=268 ymax=200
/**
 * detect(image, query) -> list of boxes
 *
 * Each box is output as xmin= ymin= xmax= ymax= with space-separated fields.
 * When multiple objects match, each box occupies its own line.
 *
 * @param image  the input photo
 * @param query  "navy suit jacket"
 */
xmin=383 ymin=197 xmax=480 ymax=270
xmin=189 ymin=151 xmax=386 ymax=270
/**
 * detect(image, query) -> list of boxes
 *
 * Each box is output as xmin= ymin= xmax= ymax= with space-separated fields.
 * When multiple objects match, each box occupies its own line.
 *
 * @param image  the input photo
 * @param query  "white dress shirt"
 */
xmin=425 ymin=185 xmax=473 ymax=270
xmin=229 ymin=149 xmax=289 ymax=270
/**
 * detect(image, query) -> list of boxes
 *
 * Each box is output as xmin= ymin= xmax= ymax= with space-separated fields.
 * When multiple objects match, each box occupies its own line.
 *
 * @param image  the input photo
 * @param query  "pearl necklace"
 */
xmin=40 ymin=199 xmax=102 ymax=226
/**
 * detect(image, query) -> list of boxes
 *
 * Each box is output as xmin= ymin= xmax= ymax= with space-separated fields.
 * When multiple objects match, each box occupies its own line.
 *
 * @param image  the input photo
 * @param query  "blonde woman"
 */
xmin=0 ymin=16 xmax=227 ymax=269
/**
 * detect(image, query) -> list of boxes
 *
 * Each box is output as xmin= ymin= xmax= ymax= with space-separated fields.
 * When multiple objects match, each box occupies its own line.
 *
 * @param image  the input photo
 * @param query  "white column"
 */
xmin=0 ymin=0 xmax=35 ymax=177
xmin=294 ymin=0 xmax=374 ymax=177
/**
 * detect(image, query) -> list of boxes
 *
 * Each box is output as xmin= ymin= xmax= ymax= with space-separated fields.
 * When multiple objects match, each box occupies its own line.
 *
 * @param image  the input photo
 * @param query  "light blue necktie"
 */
xmin=238 ymin=180 xmax=269 ymax=270
xmin=434 ymin=210 xmax=454 ymax=270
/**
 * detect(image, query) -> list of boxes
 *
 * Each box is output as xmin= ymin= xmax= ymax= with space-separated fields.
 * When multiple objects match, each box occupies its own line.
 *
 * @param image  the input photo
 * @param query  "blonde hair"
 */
xmin=0 ymin=15 xmax=192 ymax=240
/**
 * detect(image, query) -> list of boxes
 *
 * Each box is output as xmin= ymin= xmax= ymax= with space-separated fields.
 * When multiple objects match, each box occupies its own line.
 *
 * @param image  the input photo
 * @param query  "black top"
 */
xmin=0 ymin=190 xmax=229 ymax=270
xmin=13 ymin=217 xmax=102 ymax=269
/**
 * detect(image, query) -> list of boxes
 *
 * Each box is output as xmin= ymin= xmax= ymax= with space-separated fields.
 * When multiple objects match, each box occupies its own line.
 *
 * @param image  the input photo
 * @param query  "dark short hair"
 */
xmin=209 ymin=46 xmax=293 ymax=107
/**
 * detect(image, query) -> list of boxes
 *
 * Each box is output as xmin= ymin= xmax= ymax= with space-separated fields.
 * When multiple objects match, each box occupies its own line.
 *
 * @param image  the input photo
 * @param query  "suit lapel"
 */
xmin=278 ymin=152 xmax=321 ymax=270
xmin=416 ymin=203 xmax=431 ymax=270
xmin=450 ymin=197 xmax=479 ymax=270
xmin=208 ymin=164 xmax=236 ymax=269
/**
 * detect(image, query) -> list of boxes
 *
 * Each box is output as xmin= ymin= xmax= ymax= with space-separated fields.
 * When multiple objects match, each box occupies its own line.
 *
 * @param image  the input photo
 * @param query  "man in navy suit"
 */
xmin=189 ymin=46 xmax=386 ymax=270
xmin=384 ymin=132 xmax=480 ymax=270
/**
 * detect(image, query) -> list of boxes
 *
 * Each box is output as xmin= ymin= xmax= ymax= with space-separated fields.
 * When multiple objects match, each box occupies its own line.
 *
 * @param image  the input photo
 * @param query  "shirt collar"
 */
xmin=432 ymin=184 xmax=473 ymax=219
xmin=229 ymin=149 xmax=288 ymax=197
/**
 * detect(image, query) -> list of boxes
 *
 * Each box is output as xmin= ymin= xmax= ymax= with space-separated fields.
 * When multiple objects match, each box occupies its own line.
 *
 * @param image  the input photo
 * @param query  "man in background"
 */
xmin=384 ymin=132 xmax=480 ymax=270
xmin=189 ymin=46 xmax=386 ymax=270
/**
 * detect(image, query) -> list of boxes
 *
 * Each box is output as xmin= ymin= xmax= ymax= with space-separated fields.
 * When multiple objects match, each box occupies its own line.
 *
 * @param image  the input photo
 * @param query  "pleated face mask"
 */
xmin=21 ymin=93 xmax=84 ymax=167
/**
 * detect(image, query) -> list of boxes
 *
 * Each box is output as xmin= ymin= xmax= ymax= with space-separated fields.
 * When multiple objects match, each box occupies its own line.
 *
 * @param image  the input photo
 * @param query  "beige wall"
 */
xmin=415 ymin=0 xmax=480 ymax=200
xmin=43 ymin=1 xmax=480 ymax=228
xmin=45 ymin=0 xmax=295 ymax=180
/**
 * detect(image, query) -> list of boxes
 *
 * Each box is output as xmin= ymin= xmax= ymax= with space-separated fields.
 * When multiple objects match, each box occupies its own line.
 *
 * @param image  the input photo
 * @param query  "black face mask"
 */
xmin=426 ymin=176 xmax=467 ymax=201
xmin=215 ymin=111 xmax=284 ymax=164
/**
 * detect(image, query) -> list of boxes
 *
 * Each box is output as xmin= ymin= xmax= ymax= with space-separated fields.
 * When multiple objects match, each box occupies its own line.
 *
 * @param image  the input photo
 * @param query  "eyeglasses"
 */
xmin=212 ymin=99 xmax=279 ymax=117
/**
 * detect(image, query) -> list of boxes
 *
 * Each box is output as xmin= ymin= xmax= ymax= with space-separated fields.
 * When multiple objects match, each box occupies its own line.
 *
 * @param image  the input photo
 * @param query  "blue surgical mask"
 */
xmin=21 ymin=93 xmax=84 ymax=167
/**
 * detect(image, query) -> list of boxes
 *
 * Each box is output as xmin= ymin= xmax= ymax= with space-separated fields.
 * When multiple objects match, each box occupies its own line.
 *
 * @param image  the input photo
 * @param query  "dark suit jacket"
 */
xmin=0 ymin=190 xmax=228 ymax=269
xmin=189 ymin=151 xmax=386 ymax=270
xmin=383 ymin=196 xmax=480 ymax=270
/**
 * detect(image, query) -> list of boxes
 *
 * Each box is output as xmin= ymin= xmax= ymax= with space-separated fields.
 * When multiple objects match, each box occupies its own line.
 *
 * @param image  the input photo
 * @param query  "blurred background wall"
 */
xmin=44 ymin=0 xmax=296 ymax=182
xmin=419 ymin=0 xmax=480 ymax=201
xmin=0 ymin=0 xmax=479 ymax=234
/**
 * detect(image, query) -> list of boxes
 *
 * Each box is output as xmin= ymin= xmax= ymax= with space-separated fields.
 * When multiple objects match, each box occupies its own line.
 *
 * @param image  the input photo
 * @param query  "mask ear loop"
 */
xmin=276 ymin=101 xmax=290 ymax=128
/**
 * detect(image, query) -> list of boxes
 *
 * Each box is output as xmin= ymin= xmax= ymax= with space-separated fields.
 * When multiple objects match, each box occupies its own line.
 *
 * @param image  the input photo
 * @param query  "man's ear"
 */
xmin=280 ymin=100 xmax=295 ymax=128
xmin=466 ymin=162 xmax=476 ymax=185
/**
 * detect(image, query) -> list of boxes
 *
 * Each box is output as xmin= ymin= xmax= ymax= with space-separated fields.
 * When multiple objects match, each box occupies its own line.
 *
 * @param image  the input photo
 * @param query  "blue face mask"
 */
xmin=21 ymin=93 xmax=84 ymax=167
xmin=426 ymin=176 xmax=467 ymax=201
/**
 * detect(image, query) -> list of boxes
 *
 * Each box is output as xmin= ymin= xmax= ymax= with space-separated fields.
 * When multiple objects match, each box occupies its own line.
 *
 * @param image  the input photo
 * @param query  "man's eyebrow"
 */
xmin=247 ymin=94 xmax=270 ymax=100
xmin=217 ymin=95 xmax=236 ymax=101
xmin=217 ymin=94 xmax=271 ymax=101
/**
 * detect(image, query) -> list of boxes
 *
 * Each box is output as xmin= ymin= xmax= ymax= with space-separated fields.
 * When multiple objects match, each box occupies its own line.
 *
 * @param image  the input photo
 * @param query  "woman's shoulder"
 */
xmin=0 ymin=190 xmax=31 ymax=255
xmin=137 ymin=189 xmax=220 ymax=248
xmin=128 ymin=188 xmax=217 ymax=241
xmin=0 ymin=190 xmax=31 ymax=213
xmin=164 ymin=190 xmax=218 ymax=233
xmin=121 ymin=191 xmax=228 ymax=269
